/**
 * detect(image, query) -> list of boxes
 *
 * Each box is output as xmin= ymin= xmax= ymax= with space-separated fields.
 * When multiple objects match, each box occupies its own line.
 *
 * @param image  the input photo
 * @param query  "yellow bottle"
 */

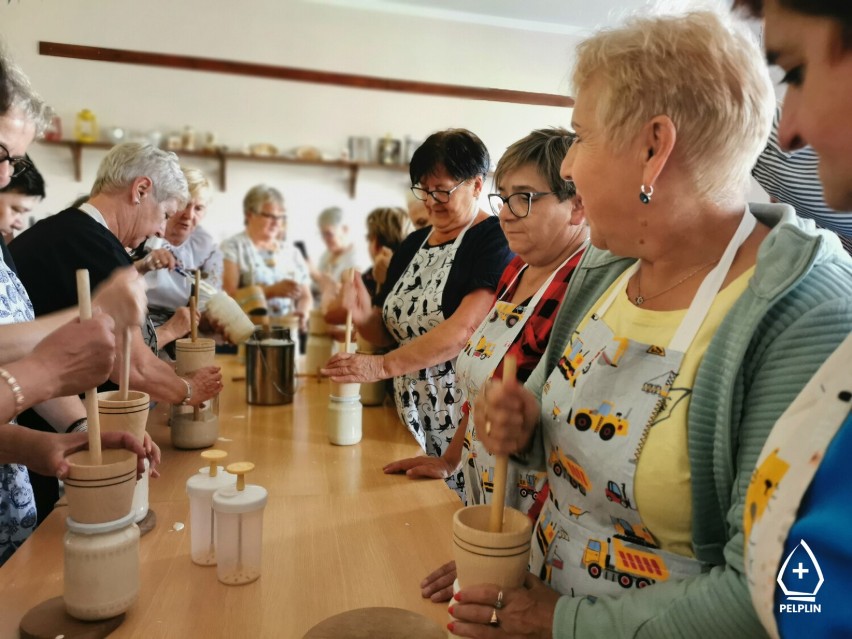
xmin=74 ymin=109 xmax=98 ymax=143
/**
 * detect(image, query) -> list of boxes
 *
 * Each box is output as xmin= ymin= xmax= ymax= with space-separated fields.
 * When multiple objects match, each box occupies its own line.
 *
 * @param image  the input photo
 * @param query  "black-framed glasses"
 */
xmin=410 ymin=178 xmax=467 ymax=204
xmin=0 ymin=143 xmax=32 ymax=179
xmin=488 ymin=192 xmax=556 ymax=218
xmin=253 ymin=211 xmax=287 ymax=223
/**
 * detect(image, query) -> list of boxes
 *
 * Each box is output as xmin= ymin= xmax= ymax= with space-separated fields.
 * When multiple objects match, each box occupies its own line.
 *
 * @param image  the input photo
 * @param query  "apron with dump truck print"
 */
xmin=530 ymin=211 xmax=755 ymax=596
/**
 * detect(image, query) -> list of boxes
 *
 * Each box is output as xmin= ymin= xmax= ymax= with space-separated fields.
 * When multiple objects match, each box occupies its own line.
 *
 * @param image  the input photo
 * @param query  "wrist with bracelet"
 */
xmin=0 ymin=367 xmax=25 ymax=417
xmin=180 ymin=377 xmax=193 ymax=405
xmin=66 ymin=417 xmax=88 ymax=434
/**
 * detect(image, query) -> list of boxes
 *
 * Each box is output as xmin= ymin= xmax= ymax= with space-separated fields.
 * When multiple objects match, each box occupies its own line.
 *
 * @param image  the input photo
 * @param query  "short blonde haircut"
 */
xmin=181 ymin=166 xmax=211 ymax=204
xmin=242 ymin=184 xmax=283 ymax=219
xmin=366 ymin=207 xmax=412 ymax=252
xmin=572 ymin=11 xmax=774 ymax=204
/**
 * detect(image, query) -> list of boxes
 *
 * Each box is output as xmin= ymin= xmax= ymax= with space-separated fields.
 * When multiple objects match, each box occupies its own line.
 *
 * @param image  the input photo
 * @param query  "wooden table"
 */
xmin=0 ymin=357 xmax=461 ymax=638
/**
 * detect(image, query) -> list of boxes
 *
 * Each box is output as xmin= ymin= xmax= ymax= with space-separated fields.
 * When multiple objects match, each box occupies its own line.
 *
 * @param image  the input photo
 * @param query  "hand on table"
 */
xmin=321 ymin=352 xmax=386 ymax=383
xmin=383 ymin=454 xmax=459 ymax=480
xmin=92 ymin=267 xmax=147 ymax=330
xmin=420 ymin=560 xmax=457 ymax=602
xmin=31 ymin=313 xmax=116 ymax=396
xmin=474 ymin=378 xmax=540 ymax=456
xmin=449 ymin=573 xmax=559 ymax=638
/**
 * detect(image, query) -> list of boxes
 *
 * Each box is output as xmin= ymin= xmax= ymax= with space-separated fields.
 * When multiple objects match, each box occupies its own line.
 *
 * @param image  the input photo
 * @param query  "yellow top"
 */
xmin=227 ymin=461 xmax=255 ymax=491
xmin=201 ymin=449 xmax=227 ymax=476
xmin=576 ymin=267 xmax=753 ymax=557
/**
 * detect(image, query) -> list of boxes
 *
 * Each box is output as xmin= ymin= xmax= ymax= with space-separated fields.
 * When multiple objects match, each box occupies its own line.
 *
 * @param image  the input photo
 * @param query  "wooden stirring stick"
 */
xmin=344 ymin=268 xmax=355 ymax=354
xmin=488 ymin=355 xmax=517 ymax=533
xmin=190 ymin=274 xmax=200 ymax=419
xmin=76 ymin=269 xmax=102 ymax=465
xmin=119 ymin=326 xmax=131 ymax=400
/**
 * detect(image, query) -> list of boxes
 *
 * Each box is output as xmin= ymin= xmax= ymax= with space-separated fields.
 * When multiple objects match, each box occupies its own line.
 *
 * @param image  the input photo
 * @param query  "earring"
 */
xmin=639 ymin=184 xmax=654 ymax=204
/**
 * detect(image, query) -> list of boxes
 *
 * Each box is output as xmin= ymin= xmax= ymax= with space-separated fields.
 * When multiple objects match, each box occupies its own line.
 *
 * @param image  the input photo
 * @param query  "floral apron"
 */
xmin=382 ymin=214 xmax=476 ymax=497
xmin=0 ymin=258 xmax=37 ymax=566
xmin=745 ymin=334 xmax=852 ymax=638
xmin=531 ymin=211 xmax=755 ymax=596
xmin=459 ymin=244 xmax=586 ymax=513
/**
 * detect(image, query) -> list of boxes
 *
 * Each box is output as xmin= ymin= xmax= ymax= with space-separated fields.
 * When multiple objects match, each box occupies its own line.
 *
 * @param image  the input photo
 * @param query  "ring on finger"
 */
xmin=489 ymin=609 xmax=500 ymax=627
xmin=495 ymin=590 xmax=504 ymax=609
xmin=485 ymin=420 xmax=492 ymax=436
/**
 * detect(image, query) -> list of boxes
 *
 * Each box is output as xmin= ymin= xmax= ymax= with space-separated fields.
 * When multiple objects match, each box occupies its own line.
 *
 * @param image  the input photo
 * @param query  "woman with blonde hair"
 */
xmin=139 ymin=166 xmax=223 ymax=349
xmin=449 ymin=11 xmax=852 ymax=638
xmin=363 ymin=206 xmax=411 ymax=300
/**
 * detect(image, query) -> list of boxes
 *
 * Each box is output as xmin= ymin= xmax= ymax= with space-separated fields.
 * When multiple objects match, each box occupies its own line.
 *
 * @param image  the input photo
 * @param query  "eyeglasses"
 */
xmin=488 ymin=192 xmax=557 ymax=218
xmin=254 ymin=211 xmax=287 ymax=223
xmin=0 ymin=143 xmax=32 ymax=179
xmin=410 ymin=178 xmax=467 ymax=204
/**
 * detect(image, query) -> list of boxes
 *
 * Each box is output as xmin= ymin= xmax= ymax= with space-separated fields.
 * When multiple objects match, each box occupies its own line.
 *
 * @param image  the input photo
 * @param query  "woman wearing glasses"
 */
xmin=385 ymin=128 xmax=587 ymax=602
xmin=221 ymin=183 xmax=311 ymax=320
xmin=323 ymin=129 xmax=512 ymax=497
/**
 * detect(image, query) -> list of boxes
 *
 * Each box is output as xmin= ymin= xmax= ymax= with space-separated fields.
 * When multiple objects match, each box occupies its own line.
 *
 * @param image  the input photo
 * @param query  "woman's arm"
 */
xmin=222 ymin=259 xmax=241 ymax=296
xmin=31 ymin=396 xmax=86 ymax=433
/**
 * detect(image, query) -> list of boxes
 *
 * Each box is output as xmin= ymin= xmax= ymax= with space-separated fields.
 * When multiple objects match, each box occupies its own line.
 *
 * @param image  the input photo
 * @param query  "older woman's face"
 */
xmin=247 ymin=200 xmax=286 ymax=243
xmin=0 ymin=108 xmax=36 ymax=189
xmin=132 ymin=196 xmax=179 ymax=247
xmin=166 ymin=195 xmax=207 ymax=246
xmin=496 ymin=163 xmax=583 ymax=266
xmin=416 ymin=165 xmax=481 ymax=234
xmin=320 ymin=223 xmax=348 ymax=253
xmin=561 ymin=79 xmax=642 ymax=253
xmin=407 ymin=199 xmax=430 ymax=229
xmin=765 ymin=0 xmax=852 ymax=209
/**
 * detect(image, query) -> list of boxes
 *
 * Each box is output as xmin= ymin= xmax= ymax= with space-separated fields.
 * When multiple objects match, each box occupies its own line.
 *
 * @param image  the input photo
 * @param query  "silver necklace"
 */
xmin=633 ymin=259 xmax=718 ymax=306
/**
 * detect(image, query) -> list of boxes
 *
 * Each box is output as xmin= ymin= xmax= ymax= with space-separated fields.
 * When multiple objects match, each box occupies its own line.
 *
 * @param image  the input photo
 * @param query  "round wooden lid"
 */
xmin=303 ymin=607 xmax=445 ymax=639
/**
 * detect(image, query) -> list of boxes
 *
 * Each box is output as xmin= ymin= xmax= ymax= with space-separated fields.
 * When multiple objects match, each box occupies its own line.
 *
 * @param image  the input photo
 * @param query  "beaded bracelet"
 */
xmin=0 ymin=367 xmax=25 ymax=416
xmin=180 ymin=377 xmax=193 ymax=406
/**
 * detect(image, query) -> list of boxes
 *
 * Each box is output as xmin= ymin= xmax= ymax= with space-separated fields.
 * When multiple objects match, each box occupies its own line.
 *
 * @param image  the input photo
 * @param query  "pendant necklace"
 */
xmin=633 ymin=259 xmax=718 ymax=306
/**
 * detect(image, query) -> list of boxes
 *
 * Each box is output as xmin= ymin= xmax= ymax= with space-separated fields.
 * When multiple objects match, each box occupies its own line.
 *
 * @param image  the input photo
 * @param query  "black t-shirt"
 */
xmin=377 ymin=216 xmax=513 ymax=318
xmin=10 ymin=208 xmax=132 ymax=317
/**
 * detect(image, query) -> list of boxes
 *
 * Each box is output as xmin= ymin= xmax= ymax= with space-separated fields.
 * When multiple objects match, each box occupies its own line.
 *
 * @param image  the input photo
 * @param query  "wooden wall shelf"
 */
xmin=36 ymin=139 xmax=410 ymax=198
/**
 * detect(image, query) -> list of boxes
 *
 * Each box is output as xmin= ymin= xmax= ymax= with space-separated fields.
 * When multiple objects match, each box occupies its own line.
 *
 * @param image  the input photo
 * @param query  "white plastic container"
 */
xmin=212 ymin=462 xmax=268 ymax=585
xmin=131 ymin=458 xmax=150 ymax=523
xmin=63 ymin=512 xmax=140 ymax=621
xmin=186 ymin=450 xmax=234 ymax=566
xmin=327 ymin=396 xmax=362 ymax=446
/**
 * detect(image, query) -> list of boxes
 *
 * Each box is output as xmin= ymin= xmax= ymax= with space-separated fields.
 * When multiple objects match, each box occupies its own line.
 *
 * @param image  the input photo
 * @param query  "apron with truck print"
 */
xmin=459 ymin=245 xmax=586 ymax=513
xmin=531 ymin=211 xmax=755 ymax=596
xmin=744 ymin=334 xmax=852 ymax=639
xmin=382 ymin=213 xmax=477 ymax=497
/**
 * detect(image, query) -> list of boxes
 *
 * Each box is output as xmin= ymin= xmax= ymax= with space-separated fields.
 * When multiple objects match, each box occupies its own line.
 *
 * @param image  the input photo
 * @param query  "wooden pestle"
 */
xmin=119 ymin=326 xmax=131 ymax=400
xmin=76 ymin=269 xmax=102 ymax=465
xmin=488 ymin=355 xmax=517 ymax=533
xmin=191 ymin=271 xmax=200 ymax=419
xmin=344 ymin=268 xmax=355 ymax=353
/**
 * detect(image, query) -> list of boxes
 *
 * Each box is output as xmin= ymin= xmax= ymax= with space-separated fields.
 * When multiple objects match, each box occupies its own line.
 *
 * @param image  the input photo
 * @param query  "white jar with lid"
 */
xmin=63 ymin=512 xmax=140 ymax=621
xmin=212 ymin=462 xmax=268 ymax=585
xmin=186 ymin=450 xmax=235 ymax=566
xmin=327 ymin=395 xmax=362 ymax=446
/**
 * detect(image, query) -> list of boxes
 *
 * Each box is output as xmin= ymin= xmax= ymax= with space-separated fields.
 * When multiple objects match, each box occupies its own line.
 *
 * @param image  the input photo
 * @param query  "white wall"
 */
xmin=1 ymin=0 xmax=581 ymax=260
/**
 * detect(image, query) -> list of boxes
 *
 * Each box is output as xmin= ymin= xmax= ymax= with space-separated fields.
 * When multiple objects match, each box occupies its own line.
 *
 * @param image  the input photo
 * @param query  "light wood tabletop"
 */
xmin=0 ymin=356 xmax=461 ymax=638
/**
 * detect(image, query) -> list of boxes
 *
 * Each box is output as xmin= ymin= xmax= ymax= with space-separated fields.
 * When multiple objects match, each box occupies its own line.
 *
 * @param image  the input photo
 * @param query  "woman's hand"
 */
xmin=136 ymin=248 xmax=177 ymax=274
xmin=268 ymin=279 xmax=303 ymax=300
xmin=449 ymin=574 xmax=559 ymax=638
xmin=91 ymin=267 xmax=147 ymax=330
xmin=474 ymin=378 xmax=540 ymax=456
xmin=325 ymin=272 xmax=372 ymax=326
xmin=420 ymin=560 xmax=457 ymax=602
xmin=184 ymin=366 xmax=223 ymax=405
xmin=321 ymin=352 xmax=386 ymax=383
xmin=383 ymin=454 xmax=460 ymax=480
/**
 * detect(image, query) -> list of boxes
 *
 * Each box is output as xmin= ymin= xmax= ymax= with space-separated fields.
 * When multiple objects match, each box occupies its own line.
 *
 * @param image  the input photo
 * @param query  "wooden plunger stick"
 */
xmin=488 ymin=355 xmax=517 ymax=533
xmin=76 ymin=269 xmax=102 ymax=465
xmin=119 ymin=326 xmax=131 ymax=400
xmin=344 ymin=268 xmax=355 ymax=353
xmin=190 ymin=279 xmax=200 ymax=419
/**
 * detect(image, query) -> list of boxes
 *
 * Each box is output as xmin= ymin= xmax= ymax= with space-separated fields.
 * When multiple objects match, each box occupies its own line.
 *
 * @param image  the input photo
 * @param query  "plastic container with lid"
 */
xmin=186 ymin=450 xmax=235 ymax=566
xmin=63 ymin=511 xmax=140 ymax=621
xmin=328 ymin=396 xmax=362 ymax=446
xmin=212 ymin=462 xmax=268 ymax=585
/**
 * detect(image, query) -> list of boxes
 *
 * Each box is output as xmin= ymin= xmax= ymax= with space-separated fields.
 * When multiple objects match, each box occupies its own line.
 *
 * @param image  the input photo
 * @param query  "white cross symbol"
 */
xmin=793 ymin=563 xmax=809 ymax=579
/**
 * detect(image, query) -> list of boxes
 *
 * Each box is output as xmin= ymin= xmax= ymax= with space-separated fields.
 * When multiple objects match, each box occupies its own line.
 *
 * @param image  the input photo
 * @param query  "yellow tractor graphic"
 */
xmin=572 ymin=400 xmax=629 ymax=441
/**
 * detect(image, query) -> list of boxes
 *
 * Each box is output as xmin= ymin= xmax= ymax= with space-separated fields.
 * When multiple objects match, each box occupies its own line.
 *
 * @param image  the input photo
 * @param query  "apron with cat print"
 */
xmin=382 ymin=214 xmax=477 ymax=497
xmin=530 ymin=210 xmax=755 ymax=596
xmin=459 ymin=245 xmax=585 ymax=512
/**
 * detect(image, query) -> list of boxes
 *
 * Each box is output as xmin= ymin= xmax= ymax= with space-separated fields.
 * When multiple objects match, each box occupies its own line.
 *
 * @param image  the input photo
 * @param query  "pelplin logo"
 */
xmin=777 ymin=539 xmax=824 ymax=614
